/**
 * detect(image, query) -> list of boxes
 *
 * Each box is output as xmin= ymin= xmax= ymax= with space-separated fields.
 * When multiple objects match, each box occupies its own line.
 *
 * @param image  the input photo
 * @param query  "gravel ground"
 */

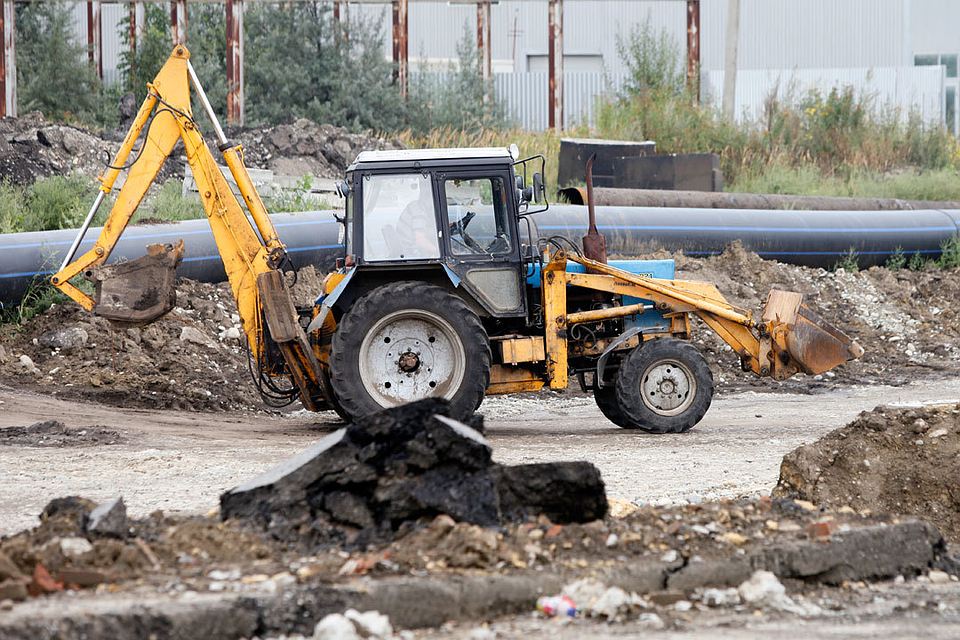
xmin=3 ymin=378 xmax=960 ymax=537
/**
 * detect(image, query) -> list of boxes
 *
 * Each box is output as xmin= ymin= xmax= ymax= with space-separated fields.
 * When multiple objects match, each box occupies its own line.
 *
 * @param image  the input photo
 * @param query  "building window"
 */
xmin=915 ymin=54 xmax=939 ymax=67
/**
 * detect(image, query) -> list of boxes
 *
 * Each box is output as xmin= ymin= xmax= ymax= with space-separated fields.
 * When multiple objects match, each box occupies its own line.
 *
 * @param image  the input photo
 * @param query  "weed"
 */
xmin=834 ymin=247 xmax=860 ymax=272
xmin=908 ymin=251 xmax=929 ymax=271
xmin=938 ymin=236 xmax=960 ymax=269
xmin=885 ymin=247 xmax=906 ymax=270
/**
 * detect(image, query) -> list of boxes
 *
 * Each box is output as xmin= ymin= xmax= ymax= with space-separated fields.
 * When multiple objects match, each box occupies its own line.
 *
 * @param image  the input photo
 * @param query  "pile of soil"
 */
xmin=231 ymin=118 xmax=403 ymax=179
xmin=0 ymin=268 xmax=325 ymax=412
xmin=0 ymin=421 xmax=124 ymax=447
xmin=0 ymin=112 xmax=403 ymax=187
xmin=0 ymin=113 xmax=129 ymax=186
xmin=0 ymin=492 xmax=913 ymax=602
xmin=774 ymin=402 xmax=960 ymax=542
xmin=671 ymin=242 xmax=960 ymax=391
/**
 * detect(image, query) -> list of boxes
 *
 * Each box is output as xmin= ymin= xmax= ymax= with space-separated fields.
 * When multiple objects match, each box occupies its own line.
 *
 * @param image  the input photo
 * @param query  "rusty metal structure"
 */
xmin=0 ymin=0 xmax=14 ymax=118
xmin=170 ymin=0 xmax=186 ymax=45
xmin=226 ymin=0 xmax=243 ymax=125
xmin=547 ymin=0 xmax=562 ymax=129
xmin=686 ymin=0 xmax=699 ymax=97
xmin=86 ymin=1 xmax=103 ymax=79
xmin=391 ymin=0 xmax=408 ymax=97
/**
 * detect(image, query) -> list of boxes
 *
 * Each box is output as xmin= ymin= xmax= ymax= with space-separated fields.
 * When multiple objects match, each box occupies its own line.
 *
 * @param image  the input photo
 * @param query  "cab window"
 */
xmin=444 ymin=177 xmax=512 ymax=257
xmin=362 ymin=173 xmax=440 ymax=261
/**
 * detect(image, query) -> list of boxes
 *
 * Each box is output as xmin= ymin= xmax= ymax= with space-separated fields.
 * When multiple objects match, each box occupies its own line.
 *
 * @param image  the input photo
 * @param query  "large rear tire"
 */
xmin=330 ymin=281 xmax=491 ymax=422
xmin=615 ymin=338 xmax=714 ymax=434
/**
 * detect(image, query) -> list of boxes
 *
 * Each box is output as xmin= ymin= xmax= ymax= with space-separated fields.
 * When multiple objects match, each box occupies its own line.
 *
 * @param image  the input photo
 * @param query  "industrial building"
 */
xmin=0 ymin=0 xmax=954 ymax=131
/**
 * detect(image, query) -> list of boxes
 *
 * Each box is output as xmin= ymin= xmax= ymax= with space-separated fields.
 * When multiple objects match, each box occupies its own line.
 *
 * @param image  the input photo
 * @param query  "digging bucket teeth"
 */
xmin=763 ymin=289 xmax=864 ymax=375
xmin=90 ymin=240 xmax=185 ymax=324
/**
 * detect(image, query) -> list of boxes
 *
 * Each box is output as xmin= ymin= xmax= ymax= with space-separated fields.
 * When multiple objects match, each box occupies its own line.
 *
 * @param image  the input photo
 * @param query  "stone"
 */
xmin=87 ymin=497 xmax=128 ymax=538
xmin=219 ymin=326 xmax=242 ymax=341
xmin=18 ymin=354 xmax=38 ymax=373
xmin=0 ymin=552 xmax=22 ymax=582
xmin=58 ymin=569 xmax=108 ymax=588
xmin=38 ymin=326 xmax=88 ymax=352
xmin=494 ymin=461 xmax=608 ymax=524
xmin=649 ymin=589 xmax=687 ymax=606
xmin=344 ymin=609 xmax=393 ymax=638
xmin=59 ymin=537 xmax=94 ymax=558
xmin=928 ymin=570 xmax=951 ymax=584
xmin=738 ymin=570 xmax=822 ymax=616
xmin=222 ymin=398 xmax=609 ymax=540
xmin=179 ymin=326 xmax=216 ymax=348
xmin=40 ymin=496 xmax=95 ymax=531
xmin=702 ymin=587 xmax=741 ymax=607
xmin=0 ymin=579 xmax=27 ymax=602
xmin=313 ymin=613 xmax=361 ymax=640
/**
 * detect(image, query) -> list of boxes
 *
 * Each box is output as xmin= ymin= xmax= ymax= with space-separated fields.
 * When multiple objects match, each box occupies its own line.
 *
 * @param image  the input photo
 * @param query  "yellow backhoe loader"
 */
xmin=51 ymin=47 xmax=863 ymax=432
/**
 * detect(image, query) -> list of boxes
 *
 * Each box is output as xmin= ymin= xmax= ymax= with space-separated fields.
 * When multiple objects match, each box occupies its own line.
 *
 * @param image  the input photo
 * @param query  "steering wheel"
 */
xmin=449 ymin=211 xmax=484 ymax=252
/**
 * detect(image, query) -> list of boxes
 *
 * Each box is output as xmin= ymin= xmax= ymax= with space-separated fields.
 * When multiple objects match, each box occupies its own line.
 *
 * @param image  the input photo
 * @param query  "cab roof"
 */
xmin=349 ymin=147 xmax=516 ymax=171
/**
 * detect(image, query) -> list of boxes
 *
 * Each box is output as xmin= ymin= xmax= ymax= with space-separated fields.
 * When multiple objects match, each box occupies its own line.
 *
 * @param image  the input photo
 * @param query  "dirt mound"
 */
xmin=774 ymin=403 xmax=960 ymax=542
xmin=0 ymin=112 xmax=122 ymax=186
xmin=231 ymin=118 xmax=403 ymax=179
xmin=0 ymin=278 xmax=255 ymax=411
xmin=671 ymin=242 xmax=960 ymax=391
xmin=0 ymin=421 xmax=124 ymax=447
xmin=0 ymin=112 xmax=401 ymax=187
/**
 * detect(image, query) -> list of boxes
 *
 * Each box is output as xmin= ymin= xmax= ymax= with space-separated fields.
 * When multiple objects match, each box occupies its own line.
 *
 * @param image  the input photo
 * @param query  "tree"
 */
xmin=16 ymin=1 xmax=106 ymax=124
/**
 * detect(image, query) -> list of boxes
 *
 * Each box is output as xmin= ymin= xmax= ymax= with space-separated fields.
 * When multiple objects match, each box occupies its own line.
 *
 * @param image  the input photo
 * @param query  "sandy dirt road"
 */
xmin=3 ymin=379 xmax=960 ymax=536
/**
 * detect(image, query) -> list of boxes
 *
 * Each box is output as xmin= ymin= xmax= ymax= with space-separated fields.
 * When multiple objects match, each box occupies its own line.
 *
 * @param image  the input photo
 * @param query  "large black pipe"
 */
xmin=1 ymin=206 xmax=958 ymax=305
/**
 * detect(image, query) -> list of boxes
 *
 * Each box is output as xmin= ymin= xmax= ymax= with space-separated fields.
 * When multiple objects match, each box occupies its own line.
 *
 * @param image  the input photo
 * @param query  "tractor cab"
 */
xmin=332 ymin=147 xmax=546 ymax=320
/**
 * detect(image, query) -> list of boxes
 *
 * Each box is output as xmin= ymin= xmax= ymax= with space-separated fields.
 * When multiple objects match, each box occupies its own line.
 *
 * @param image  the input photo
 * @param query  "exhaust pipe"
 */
xmin=580 ymin=154 xmax=607 ymax=264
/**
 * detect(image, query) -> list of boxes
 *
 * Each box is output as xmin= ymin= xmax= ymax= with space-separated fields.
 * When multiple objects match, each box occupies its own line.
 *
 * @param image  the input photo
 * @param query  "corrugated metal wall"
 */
xmin=701 ymin=66 xmax=944 ymax=125
xmin=53 ymin=0 xmax=945 ymax=133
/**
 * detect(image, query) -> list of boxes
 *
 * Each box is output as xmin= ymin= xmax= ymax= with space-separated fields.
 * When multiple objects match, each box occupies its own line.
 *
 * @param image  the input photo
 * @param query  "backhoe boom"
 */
xmin=50 ymin=46 xmax=329 ymax=411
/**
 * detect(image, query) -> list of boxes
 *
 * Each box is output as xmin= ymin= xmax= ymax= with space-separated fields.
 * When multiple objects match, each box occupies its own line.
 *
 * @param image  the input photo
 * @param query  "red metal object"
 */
xmin=0 ymin=0 xmax=6 ymax=119
xmin=686 ymin=0 xmax=700 ymax=98
xmin=87 ymin=1 xmax=102 ymax=80
xmin=581 ymin=154 xmax=607 ymax=264
xmin=392 ymin=0 xmax=408 ymax=97
xmin=476 ymin=1 xmax=491 ymax=81
xmin=547 ymin=0 xmax=563 ymax=129
xmin=170 ymin=0 xmax=187 ymax=45
xmin=226 ymin=0 xmax=244 ymax=125
xmin=129 ymin=2 xmax=137 ymax=54
xmin=2 ymin=0 xmax=13 ymax=118
xmin=333 ymin=1 xmax=349 ymax=45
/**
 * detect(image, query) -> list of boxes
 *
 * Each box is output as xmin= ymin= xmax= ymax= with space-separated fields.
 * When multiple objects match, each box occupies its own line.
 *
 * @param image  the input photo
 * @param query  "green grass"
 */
xmin=730 ymin=165 xmax=960 ymax=201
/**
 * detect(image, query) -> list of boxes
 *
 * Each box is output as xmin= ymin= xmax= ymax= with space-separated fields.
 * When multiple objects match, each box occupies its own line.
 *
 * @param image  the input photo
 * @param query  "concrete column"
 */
xmin=722 ymin=0 xmax=740 ymax=121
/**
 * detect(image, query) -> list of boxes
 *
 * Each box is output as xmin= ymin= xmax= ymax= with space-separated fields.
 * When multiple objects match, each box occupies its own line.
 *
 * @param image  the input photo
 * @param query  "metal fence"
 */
xmin=701 ymin=66 xmax=946 ymax=129
xmin=493 ymin=71 xmax=628 ymax=131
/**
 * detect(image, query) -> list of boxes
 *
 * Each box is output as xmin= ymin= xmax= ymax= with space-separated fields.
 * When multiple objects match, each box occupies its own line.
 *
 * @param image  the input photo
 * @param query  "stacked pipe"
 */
xmin=1 ymin=206 xmax=959 ymax=306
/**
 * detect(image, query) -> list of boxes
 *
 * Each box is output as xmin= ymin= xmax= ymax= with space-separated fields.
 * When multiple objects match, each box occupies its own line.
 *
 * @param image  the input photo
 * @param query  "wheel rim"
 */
xmin=358 ymin=309 xmax=466 ymax=408
xmin=639 ymin=359 xmax=696 ymax=417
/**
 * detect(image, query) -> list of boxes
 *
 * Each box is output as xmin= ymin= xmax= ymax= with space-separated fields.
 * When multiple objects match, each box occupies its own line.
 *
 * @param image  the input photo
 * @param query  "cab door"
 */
xmin=438 ymin=170 xmax=526 ymax=318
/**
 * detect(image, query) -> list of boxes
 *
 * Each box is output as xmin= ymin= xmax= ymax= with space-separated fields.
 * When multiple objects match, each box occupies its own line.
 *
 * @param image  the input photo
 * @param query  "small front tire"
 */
xmin=615 ymin=338 xmax=714 ymax=434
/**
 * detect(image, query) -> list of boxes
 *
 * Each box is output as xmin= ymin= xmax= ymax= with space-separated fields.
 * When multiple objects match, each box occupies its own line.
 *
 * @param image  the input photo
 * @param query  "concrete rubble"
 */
xmin=220 ymin=398 xmax=608 ymax=542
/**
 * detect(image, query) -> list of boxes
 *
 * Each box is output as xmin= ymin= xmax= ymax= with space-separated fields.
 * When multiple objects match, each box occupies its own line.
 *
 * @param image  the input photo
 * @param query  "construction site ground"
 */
xmin=3 ymin=379 xmax=960 ymax=537
xmin=2 ymin=244 xmax=960 ymax=638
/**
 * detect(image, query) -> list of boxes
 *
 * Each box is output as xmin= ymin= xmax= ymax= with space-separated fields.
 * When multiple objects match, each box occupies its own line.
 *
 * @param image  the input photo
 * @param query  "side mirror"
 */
xmin=335 ymin=180 xmax=351 ymax=198
xmin=515 ymin=175 xmax=525 ymax=191
xmin=532 ymin=172 xmax=544 ymax=204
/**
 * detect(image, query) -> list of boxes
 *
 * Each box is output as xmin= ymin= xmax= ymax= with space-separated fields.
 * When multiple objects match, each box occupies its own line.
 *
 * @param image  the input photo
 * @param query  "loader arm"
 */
xmin=542 ymin=250 xmax=862 ymax=388
xmin=50 ymin=46 xmax=330 ymax=411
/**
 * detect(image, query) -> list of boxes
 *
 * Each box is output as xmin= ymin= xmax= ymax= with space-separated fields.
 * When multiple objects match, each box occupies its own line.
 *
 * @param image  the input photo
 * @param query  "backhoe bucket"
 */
xmin=90 ymin=240 xmax=184 ymax=324
xmin=763 ymin=290 xmax=864 ymax=375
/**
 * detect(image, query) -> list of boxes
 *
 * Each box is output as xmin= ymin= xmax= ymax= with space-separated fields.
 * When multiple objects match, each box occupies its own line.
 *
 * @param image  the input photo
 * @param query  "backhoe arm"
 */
xmin=50 ymin=46 xmax=329 ymax=411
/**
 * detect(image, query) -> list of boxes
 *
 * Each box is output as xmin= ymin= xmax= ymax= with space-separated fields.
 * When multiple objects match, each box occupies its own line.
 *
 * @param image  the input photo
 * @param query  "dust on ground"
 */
xmin=774 ymin=402 xmax=960 ymax=543
xmin=0 ymin=421 xmax=124 ymax=447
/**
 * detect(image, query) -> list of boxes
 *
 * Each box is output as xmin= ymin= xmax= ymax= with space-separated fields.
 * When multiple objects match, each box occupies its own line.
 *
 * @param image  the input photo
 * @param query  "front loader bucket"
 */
xmin=763 ymin=290 xmax=864 ymax=375
xmin=89 ymin=240 xmax=184 ymax=324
